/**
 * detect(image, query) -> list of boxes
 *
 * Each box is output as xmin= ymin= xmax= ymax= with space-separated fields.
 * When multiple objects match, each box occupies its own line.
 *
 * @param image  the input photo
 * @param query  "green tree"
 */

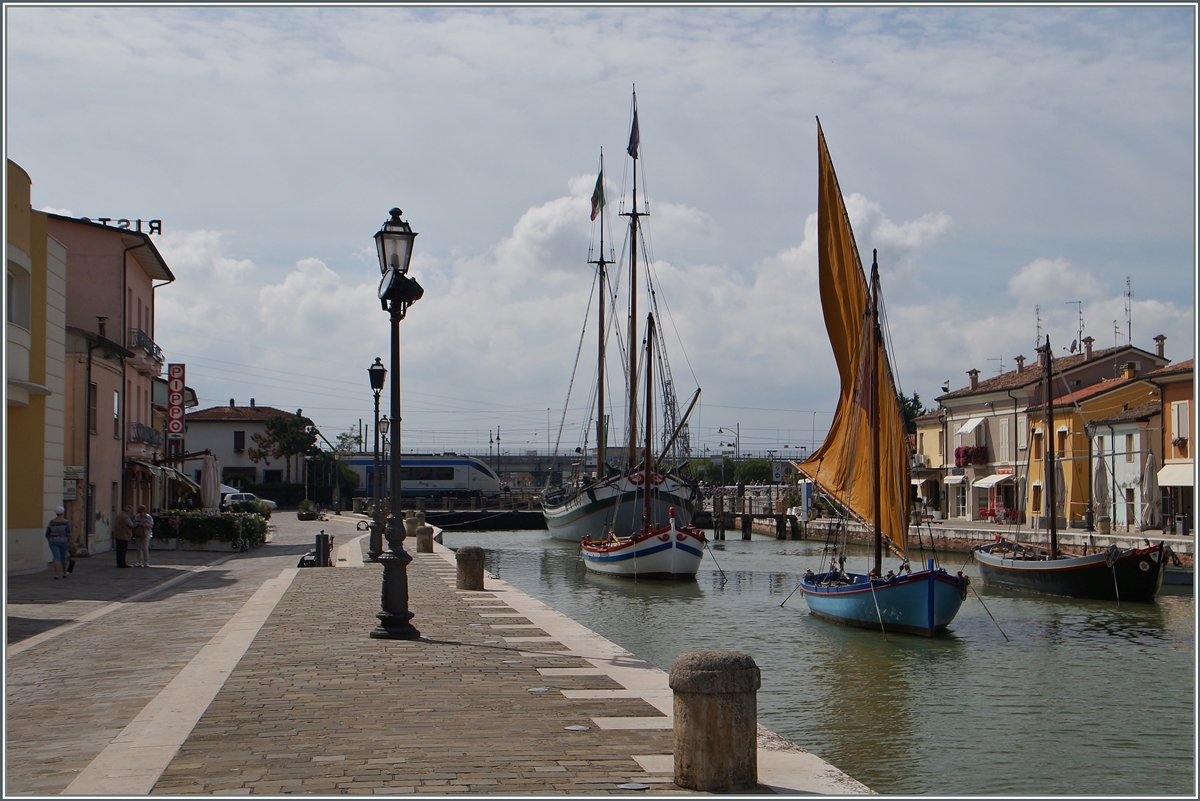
xmin=248 ymin=412 xmax=317 ymax=483
xmin=899 ymin=391 xmax=926 ymax=435
xmin=737 ymin=458 xmax=771 ymax=483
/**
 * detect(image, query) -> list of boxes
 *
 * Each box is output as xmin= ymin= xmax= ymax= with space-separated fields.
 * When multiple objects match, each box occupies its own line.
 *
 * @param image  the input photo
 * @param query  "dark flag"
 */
xmin=590 ymin=170 xmax=606 ymax=222
xmin=627 ymin=110 xmax=640 ymax=159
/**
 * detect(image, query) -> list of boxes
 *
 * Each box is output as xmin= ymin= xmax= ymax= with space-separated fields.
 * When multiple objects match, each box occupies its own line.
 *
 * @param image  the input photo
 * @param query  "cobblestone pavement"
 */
xmin=151 ymin=544 xmax=692 ymax=795
xmin=4 ymin=515 xmax=326 ymax=795
xmin=7 ymin=514 xmax=806 ymax=795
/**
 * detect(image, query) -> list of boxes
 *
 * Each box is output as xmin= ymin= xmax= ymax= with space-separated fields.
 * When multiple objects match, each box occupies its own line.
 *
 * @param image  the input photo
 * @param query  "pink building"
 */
xmin=48 ymin=215 xmax=175 ymax=553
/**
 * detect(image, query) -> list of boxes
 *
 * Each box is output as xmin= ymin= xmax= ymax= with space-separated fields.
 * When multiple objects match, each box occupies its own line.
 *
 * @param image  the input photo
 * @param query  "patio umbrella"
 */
xmin=1141 ymin=451 xmax=1161 ymax=530
xmin=201 ymin=454 xmax=221 ymax=512
xmin=1094 ymin=454 xmax=1111 ymax=522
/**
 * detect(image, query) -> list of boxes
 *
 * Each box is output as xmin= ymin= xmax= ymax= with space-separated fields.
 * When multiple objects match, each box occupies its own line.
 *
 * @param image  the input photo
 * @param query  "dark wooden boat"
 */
xmin=973 ymin=338 xmax=1167 ymax=602
xmin=975 ymin=537 xmax=1166 ymax=602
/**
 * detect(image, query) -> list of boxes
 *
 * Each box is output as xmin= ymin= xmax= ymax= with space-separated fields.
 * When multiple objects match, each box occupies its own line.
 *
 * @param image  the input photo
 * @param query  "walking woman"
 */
xmin=132 ymin=505 xmax=154 ymax=567
xmin=45 ymin=506 xmax=72 ymax=579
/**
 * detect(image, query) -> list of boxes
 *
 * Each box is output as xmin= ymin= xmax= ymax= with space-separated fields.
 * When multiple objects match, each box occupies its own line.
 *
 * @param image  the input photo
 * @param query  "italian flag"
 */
xmin=590 ymin=170 xmax=606 ymax=221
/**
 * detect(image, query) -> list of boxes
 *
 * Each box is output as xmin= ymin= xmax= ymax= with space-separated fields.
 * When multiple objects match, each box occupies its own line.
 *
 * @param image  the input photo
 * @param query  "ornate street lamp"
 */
xmin=370 ymin=208 xmax=423 ymax=641
xmin=367 ymin=357 xmax=387 ymax=561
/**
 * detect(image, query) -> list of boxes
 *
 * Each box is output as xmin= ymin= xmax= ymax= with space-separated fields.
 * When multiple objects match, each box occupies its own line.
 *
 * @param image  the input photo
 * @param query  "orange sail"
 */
xmin=798 ymin=121 xmax=910 ymax=555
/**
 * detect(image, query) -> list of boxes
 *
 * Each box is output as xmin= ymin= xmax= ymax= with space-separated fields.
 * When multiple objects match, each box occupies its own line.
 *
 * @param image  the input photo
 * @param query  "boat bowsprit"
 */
xmin=799 ymin=561 xmax=969 ymax=637
xmin=581 ymin=507 xmax=705 ymax=579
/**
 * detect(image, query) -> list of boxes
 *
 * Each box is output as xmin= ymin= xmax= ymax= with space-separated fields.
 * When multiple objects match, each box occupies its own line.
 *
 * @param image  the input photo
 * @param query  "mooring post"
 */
xmin=741 ymin=513 xmax=752 ymax=540
xmin=415 ymin=522 xmax=434 ymax=553
xmin=669 ymin=650 xmax=761 ymax=793
xmin=456 ymin=545 xmax=486 ymax=590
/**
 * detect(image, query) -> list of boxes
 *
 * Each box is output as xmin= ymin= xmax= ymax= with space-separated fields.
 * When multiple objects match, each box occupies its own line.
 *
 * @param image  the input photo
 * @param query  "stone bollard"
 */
xmin=456 ymin=546 xmax=486 ymax=590
xmin=669 ymin=650 xmax=761 ymax=793
xmin=416 ymin=510 xmax=426 ymax=526
xmin=415 ymin=523 xmax=434 ymax=553
xmin=403 ymin=512 xmax=419 ymax=541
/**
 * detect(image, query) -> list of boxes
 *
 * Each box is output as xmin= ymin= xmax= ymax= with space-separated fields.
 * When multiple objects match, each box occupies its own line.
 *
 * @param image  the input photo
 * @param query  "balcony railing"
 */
xmin=127 ymin=328 xmax=164 ymax=365
xmin=129 ymin=421 xmax=163 ymax=448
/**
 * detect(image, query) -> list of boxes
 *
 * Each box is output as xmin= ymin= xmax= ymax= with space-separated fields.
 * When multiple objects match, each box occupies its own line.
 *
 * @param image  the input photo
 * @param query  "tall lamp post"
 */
xmin=370 ymin=208 xmax=423 ymax=641
xmin=367 ymin=357 xmax=387 ymax=560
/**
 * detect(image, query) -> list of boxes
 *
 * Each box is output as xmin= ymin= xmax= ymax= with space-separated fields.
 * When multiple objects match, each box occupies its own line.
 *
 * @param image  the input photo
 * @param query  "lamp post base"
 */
xmin=369 ymin=546 xmax=421 ymax=640
xmin=367 ymin=518 xmax=384 ymax=562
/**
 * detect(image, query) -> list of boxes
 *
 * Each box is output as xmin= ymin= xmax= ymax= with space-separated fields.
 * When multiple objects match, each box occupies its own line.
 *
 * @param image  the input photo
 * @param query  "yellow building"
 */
xmin=7 ymin=160 xmax=69 ymax=573
xmin=1026 ymin=370 xmax=1161 ymax=530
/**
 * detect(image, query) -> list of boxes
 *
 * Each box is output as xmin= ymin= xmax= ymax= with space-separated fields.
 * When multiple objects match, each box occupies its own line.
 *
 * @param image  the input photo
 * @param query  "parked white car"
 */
xmin=222 ymin=492 xmax=278 ymax=511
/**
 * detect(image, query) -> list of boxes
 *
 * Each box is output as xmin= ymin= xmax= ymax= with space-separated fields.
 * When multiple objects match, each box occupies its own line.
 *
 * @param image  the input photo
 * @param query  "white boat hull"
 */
xmin=581 ymin=517 xmax=706 ymax=579
xmin=542 ymin=472 xmax=696 ymax=542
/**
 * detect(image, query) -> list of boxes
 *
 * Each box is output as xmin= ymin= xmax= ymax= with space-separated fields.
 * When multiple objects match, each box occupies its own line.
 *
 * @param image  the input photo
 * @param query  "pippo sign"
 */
xmin=167 ymin=364 xmax=186 ymax=440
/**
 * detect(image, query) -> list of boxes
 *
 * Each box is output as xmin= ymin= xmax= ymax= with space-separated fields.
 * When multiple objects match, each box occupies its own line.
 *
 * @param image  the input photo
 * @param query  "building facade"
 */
xmin=1146 ymin=359 xmax=1194 ymax=534
xmin=933 ymin=337 xmax=1171 ymax=527
xmin=6 ymin=161 xmax=68 ymax=573
xmin=48 ymin=214 xmax=175 ymax=554
xmin=183 ymin=400 xmax=308 ymax=487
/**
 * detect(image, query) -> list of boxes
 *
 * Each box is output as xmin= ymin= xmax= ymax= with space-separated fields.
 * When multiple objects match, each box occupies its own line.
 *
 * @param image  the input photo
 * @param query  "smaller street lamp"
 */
xmin=367 ymin=357 xmax=387 ymax=560
xmin=379 ymin=416 xmax=391 ymax=505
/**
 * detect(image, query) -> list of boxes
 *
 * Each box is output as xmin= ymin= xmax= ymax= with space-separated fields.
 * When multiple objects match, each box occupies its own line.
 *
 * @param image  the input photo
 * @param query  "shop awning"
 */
xmin=955 ymin=417 xmax=985 ymax=436
xmin=910 ymin=477 xmax=927 ymax=486
xmin=973 ymin=473 xmax=1012 ymax=489
xmin=943 ymin=475 xmax=966 ymax=484
xmin=165 ymin=466 xmax=201 ymax=491
xmin=1157 ymin=463 xmax=1195 ymax=488
xmin=128 ymin=459 xmax=163 ymax=477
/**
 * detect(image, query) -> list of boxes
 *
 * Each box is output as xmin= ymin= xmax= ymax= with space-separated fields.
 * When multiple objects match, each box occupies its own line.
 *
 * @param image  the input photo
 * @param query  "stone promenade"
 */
xmin=6 ymin=514 xmax=868 ymax=796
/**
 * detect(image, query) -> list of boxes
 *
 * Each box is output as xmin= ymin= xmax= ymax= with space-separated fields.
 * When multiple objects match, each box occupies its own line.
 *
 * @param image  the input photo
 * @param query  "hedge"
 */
xmin=154 ymin=511 xmax=268 ymax=547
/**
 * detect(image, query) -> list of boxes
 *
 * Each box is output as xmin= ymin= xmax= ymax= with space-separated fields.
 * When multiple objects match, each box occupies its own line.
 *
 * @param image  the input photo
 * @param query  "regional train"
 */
xmin=343 ymin=454 xmax=503 ymax=499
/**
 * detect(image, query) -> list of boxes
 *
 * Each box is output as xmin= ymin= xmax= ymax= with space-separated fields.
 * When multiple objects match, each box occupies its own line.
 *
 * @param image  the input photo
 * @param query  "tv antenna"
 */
xmin=1035 ymin=305 xmax=1043 ymax=348
xmin=1065 ymin=300 xmax=1084 ymax=353
xmin=1124 ymin=277 xmax=1133 ymax=345
xmin=987 ymin=355 xmax=1005 ymax=376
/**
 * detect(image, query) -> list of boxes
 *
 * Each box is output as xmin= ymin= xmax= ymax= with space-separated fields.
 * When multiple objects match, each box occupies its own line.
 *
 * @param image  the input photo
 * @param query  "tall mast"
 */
xmin=870 ymin=251 xmax=882 ymax=577
xmin=622 ymin=87 xmax=643 ymax=468
xmin=644 ymin=313 xmax=655 ymax=531
xmin=588 ymin=149 xmax=608 ymax=474
xmin=1043 ymin=337 xmax=1059 ymax=559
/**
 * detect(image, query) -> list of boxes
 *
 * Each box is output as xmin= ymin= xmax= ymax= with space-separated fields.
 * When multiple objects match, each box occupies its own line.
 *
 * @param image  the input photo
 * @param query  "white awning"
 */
xmin=943 ymin=474 xmax=966 ymax=484
xmin=973 ymin=473 xmax=1012 ymax=489
xmin=166 ymin=466 xmax=201 ymax=491
xmin=128 ymin=459 xmax=163 ymax=477
xmin=955 ymin=417 xmax=985 ymax=436
xmin=1158 ymin=463 xmax=1195 ymax=488
xmin=911 ymin=478 xmax=927 ymax=486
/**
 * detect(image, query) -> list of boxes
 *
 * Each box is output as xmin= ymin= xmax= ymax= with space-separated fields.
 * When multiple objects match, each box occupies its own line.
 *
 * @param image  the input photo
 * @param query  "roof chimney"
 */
xmin=1122 ymin=362 xmax=1138 ymax=380
xmin=1154 ymin=334 xmax=1166 ymax=359
xmin=229 ymin=398 xmax=235 ymax=407
xmin=250 ymin=398 xmax=256 ymax=408
xmin=1015 ymin=355 xmax=1026 ymax=374
xmin=1082 ymin=336 xmax=1094 ymax=361
xmin=968 ymin=369 xmax=980 ymax=391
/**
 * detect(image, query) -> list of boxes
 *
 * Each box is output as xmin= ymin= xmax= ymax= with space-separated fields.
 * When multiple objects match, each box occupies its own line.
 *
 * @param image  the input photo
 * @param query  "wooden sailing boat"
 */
xmin=542 ymin=90 xmax=700 ymax=542
xmin=796 ymin=121 xmax=968 ymax=636
xmin=973 ymin=337 xmax=1167 ymax=601
xmin=581 ymin=313 xmax=706 ymax=579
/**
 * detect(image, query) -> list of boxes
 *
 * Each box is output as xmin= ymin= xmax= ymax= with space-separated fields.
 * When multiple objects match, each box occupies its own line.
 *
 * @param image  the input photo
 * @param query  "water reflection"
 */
xmin=446 ymin=530 xmax=1194 ymax=795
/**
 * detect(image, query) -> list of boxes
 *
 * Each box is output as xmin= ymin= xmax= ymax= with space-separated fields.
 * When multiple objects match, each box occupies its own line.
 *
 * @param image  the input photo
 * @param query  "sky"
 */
xmin=6 ymin=5 xmax=1196 ymax=462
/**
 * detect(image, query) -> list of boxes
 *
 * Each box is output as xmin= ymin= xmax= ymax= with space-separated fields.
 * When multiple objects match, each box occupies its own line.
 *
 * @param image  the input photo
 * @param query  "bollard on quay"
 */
xmin=456 ymin=546 xmax=486 ymax=590
xmin=668 ymin=650 xmax=761 ymax=793
xmin=415 ymin=523 xmax=434 ymax=553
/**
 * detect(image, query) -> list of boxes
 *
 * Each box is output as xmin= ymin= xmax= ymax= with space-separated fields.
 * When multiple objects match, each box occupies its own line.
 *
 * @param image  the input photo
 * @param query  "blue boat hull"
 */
xmin=800 ymin=565 xmax=968 ymax=637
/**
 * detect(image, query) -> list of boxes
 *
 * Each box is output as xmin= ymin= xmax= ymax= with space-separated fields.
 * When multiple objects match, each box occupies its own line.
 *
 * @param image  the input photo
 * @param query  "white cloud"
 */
xmin=1007 ymin=257 xmax=1104 ymax=301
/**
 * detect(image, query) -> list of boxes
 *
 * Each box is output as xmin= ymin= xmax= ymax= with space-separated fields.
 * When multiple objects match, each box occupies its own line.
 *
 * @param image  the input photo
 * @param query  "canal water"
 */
xmin=443 ymin=530 xmax=1195 ymax=796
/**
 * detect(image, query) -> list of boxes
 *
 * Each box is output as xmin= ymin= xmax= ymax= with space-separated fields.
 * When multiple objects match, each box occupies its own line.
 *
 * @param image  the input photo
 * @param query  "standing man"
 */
xmin=132 ymin=505 xmax=154 ymax=568
xmin=45 ymin=507 xmax=72 ymax=579
xmin=113 ymin=505 xmax=134 ymax=569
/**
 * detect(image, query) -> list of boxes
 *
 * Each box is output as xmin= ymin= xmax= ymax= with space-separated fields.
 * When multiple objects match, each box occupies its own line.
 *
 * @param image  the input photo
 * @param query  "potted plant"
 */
xmin=297 ymin=498 xmax=319 ymax=521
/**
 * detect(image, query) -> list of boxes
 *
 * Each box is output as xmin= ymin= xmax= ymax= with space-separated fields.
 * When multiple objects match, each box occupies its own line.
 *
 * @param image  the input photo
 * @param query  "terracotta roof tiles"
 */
xmin=187 ymin=405 xmax=300 ymax=422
